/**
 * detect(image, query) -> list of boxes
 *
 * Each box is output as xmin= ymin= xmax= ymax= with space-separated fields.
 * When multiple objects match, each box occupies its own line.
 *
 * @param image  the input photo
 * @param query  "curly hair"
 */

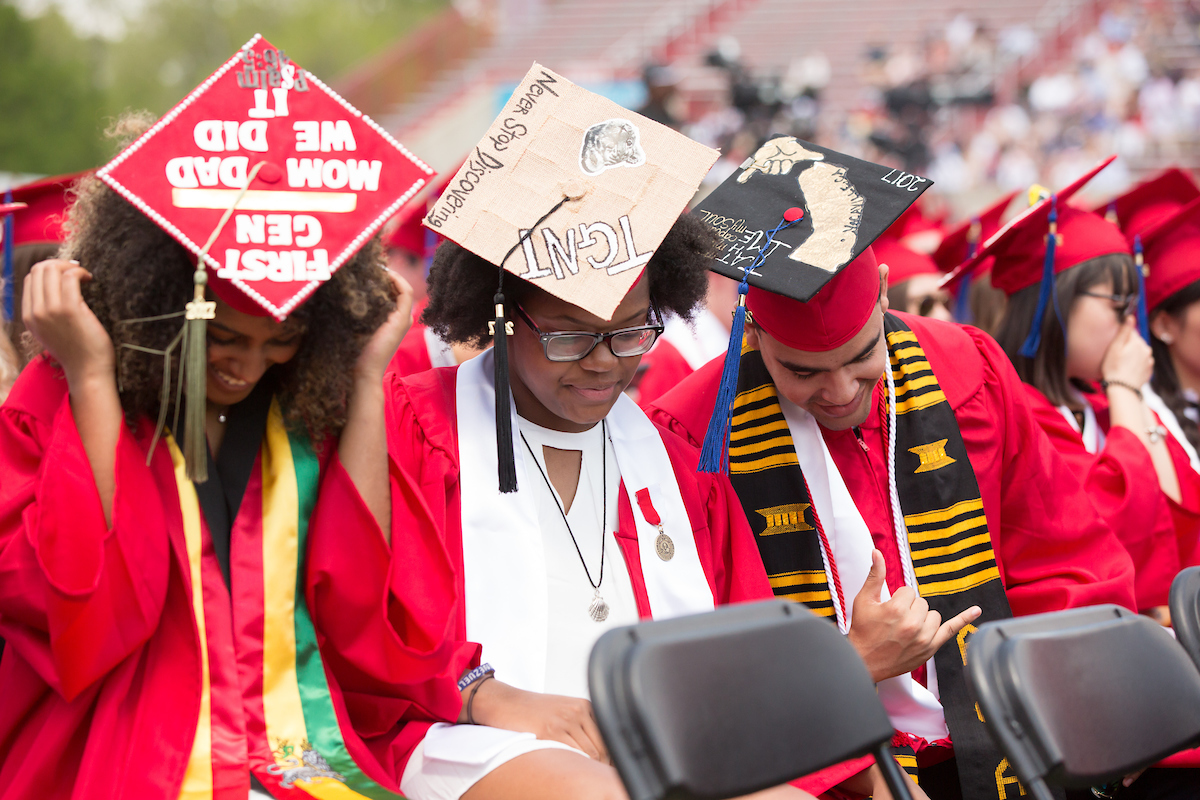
xmin=58 ymin=117 xmax=396 ymax=441
xmin=422 ymin=213 xmax=719 ymax=346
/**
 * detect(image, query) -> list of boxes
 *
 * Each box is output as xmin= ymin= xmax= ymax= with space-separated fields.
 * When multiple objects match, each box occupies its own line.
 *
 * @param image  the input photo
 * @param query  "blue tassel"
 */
xmin=3 ymin=189 xmax=13 ymax=323
xmin=1134 ymin=234 xmax=1149 ymax=342
xmin=1019 ymin=196 xmax=1060 ymax=359
xmin=952 ymin=217 xmax=982 ymax=324
xmin=698 ymin=213 xmax=801 ymax=474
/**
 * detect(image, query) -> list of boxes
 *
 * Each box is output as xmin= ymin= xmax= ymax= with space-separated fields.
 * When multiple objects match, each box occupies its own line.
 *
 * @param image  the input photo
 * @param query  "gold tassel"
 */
xmin=182 ymin=270 xmax=215 ymax=482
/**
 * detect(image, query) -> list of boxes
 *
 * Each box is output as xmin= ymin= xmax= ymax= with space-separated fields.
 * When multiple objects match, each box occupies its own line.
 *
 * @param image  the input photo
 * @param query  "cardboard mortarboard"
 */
xmin=1093 ymin=167 xmax=1200 ymax=241
xmin=426 ymin=62 xmax=717 ymax=492
xmin=1140 ymin=196 xmax=1200 ymax=312
xmin=97 ymin=33 xmax=434 ymax=321
xmin=425 ymin=63 xmax=717 ymax=322
xmin=692 ymin=135 xmax=931 ymax=304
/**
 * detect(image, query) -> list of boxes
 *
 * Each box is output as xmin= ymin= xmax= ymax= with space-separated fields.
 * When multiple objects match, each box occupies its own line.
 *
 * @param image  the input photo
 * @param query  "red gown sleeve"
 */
xmin=967 ymin=334 xmax=1137 ymax=614
xmin=306 ymin=371 xmax=480 ymax=780
xmin=1164 ymin=432 xmax=1200 ymax=569
xmin=1020 ymin=386 xmax=1175 ymax=609
xmin=0 ymin=359 xmax=172 ymax=701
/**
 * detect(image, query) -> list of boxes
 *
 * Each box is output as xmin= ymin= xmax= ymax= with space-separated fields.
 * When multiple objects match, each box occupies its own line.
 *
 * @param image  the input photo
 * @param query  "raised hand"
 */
xmin=353 ymin=269 xmax=414 ymax=382
xmin=23 ymin=258 xmax=115 ymax=384
xmin=1101 ymin=316 xmax=1153 ymax=390
xmin=737 ymin=136 xmax=824 ymax=183
xmin=846 ymin=550 xmax=981 ymax=683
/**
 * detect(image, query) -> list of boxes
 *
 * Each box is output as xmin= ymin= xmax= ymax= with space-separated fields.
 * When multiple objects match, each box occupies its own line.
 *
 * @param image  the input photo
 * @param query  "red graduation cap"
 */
xmin=383 ymin=202 xmax=429 ymax=258
xmin=1140 ymin=196 xmax=1200 ymax=313
xmin=933 ymin=190 xmax=1018 ymax=277
xmin=946 ymin=156 xmax=1127 ymax=297
xmin=947 ymin=156 xmax=1129 ymax=357
xmin=97 ymin=34 xmax=434 ymax=320
xmin=1092 ymin=167 xmax=1200 ymax=241
xmin=875 ymin=224 xmax=940 ymax=287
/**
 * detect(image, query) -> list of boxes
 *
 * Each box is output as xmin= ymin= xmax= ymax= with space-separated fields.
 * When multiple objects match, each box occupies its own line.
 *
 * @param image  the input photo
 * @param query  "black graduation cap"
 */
xmin=692 ymin=135 xmax=932 ymax=302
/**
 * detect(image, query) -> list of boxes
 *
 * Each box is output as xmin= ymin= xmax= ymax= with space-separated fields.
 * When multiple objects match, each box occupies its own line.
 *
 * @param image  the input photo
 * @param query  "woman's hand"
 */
xmin=353 ymin=269 xmax=414 ymax=383
xmin=463 ymin=678 xmax=610 ymax=763
xmin=22 ymin=259 xmax=115 ymax=385
xmin=1101 ymin=316 xmax=1153 ymax=389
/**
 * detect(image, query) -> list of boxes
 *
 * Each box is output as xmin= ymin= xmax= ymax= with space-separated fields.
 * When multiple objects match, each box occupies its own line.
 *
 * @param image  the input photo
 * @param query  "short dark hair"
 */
xmin=422 ymin=213 xmax=720 ymax=346
xmin=994 ymin=253 xmax=1136 ymax=409
xmin=1151 ymin=278 xmax=1200 ymax=453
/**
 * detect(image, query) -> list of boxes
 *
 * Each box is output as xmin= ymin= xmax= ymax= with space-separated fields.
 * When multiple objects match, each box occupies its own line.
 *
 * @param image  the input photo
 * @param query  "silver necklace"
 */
xmin=520 ymin=421 xmax=609 ymax=622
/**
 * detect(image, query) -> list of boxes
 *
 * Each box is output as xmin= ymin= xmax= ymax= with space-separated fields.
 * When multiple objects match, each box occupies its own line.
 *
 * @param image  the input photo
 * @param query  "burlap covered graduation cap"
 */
xmin=94 ymin=34 xmax=434 ymax=480
xmin=98 ymin=33 xmax=434 ymax=321
xmin=1093 ymin=167 xmax=1200 ymax=241
xmin=948 ymin=156 xmax=1130 ymax=356
xmin=426 ymin=62 xmax=718 ymax=491
xmin=689 ymin=136 xmax=930 ymax=471
xmin=1140 ymin=196 xmax=1200 ymax=313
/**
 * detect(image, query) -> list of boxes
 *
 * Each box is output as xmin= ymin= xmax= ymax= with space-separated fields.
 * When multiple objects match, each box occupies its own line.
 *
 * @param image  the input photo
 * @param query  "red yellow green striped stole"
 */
xmin=726 ymin=314 xmax=1017 ymax=798
xmin=168 ymin=400 xmax=405 ymax=800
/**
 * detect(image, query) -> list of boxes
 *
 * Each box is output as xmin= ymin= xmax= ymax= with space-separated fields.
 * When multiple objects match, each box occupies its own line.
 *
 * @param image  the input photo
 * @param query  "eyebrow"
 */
xmin=778 ymin=331 xmax=882 ymax=375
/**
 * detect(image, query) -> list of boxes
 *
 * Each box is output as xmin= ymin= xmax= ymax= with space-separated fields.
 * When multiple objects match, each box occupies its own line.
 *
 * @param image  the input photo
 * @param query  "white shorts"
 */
xmin=399 ymin=723 xmax=586 ymax=800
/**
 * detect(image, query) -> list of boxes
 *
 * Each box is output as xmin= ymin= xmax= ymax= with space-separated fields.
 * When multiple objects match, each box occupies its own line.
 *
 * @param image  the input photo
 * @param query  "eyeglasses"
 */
xmin=515 ymin=305 xmax=664 ymax=362
xmin=1079 ymin=291 xmax=1138 ymax=319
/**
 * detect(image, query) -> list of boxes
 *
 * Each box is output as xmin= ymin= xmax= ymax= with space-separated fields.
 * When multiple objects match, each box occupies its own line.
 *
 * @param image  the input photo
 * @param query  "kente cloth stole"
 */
xmin=169 ymin=400 xmax=404 ymax=800
xmin=727 ymin=314 xmax=1028 ymax=799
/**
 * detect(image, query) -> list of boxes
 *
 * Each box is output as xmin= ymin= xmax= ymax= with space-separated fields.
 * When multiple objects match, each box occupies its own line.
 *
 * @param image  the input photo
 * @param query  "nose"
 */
xmin=820 ymin=368 xmax=862 ymax=406
xmin=580 ymin=336 xmax=619 ymax=372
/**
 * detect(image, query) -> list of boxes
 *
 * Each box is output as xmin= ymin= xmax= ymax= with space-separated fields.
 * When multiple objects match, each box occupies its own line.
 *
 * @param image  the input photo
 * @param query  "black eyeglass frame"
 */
xmin=1078 ymin=290 xmax=1138 ymax=319
xmin=514 ymin=304 xmax=665 ymax=362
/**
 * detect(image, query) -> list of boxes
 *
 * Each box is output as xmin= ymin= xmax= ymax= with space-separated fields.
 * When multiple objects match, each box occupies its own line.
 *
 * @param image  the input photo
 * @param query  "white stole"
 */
xmin=777 ymin=396 xmax=950 ymax=743
xmin=455 ymin=351 xmax=714 ymax=694
xmin=1145 ymin=384 xmax=1200 ymax=475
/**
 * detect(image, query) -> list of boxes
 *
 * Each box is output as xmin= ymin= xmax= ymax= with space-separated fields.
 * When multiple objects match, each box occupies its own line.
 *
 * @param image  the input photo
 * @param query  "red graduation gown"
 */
xmin=631 ymin=338 xmax=695 ymax=409
xmin=0 ymin=356 xmax=467 ymax=799
xmin=1021 ymin=385 xmax=1200 ymax=609
xmin=649 ymin=313 xmax=1137 ymax=793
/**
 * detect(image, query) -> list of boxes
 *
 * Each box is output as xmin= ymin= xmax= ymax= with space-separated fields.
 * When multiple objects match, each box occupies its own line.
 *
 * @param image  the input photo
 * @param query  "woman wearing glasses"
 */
xmin=377 ymin=212 xmax=816 ymax=800
xmin=971 ymin=170 xmax=1200 ymax=625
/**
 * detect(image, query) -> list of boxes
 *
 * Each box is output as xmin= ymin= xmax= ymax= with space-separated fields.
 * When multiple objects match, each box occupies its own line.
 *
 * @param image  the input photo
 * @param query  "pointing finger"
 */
xmin=931 ymin=605 xmax=982 ymax=651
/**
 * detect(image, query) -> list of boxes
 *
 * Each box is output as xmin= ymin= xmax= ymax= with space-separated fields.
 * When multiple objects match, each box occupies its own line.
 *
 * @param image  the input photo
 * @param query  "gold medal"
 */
xmin=655 ymin=530 xmax=675 ymax=561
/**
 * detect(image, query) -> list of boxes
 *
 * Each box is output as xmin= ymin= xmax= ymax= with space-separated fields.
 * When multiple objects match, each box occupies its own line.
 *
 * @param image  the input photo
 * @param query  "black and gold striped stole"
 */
xmin=725 ymin=314 xmax=1025 ymax=799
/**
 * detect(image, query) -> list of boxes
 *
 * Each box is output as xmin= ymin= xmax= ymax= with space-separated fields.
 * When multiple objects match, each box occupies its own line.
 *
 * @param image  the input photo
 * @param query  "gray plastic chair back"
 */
xmin=966 ymin=605 xmax=1200 ymax=800
xmin=1169 ymin=566 xmax=1200 ymax=669
xmin=588 ymin=599 xmax=911 ymax=800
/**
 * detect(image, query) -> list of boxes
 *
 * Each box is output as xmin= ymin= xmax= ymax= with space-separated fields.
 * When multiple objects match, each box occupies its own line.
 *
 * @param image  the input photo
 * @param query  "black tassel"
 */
xmin=492 ymin=292 xmax=518 ymax=493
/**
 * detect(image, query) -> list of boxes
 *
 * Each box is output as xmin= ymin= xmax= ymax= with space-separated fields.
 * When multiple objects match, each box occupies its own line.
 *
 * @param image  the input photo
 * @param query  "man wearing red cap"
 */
xmin=651 ymin=243 xmax=1137 ymax=797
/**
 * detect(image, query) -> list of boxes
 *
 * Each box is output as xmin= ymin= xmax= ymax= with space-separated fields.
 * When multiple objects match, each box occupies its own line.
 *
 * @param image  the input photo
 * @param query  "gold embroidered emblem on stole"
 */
xmin=908 ymin=439 xmax=957 ymax=473
xmin=756 ymin=503 xmax=814 ymax=534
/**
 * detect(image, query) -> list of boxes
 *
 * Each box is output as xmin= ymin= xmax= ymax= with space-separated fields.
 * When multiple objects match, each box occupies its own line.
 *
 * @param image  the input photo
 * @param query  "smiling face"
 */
xmin=508 ymin=278 xmax=651 ymax=432
xmin=206 ymin=296 xmax=304 ymax=406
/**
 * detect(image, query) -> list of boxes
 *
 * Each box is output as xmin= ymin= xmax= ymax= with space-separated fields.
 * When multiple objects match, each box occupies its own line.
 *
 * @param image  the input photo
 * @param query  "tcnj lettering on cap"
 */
xmin=220 ymin=248 xmax=332 ymax=282
xmin=516 ymin=215 xmax=652 ymax=281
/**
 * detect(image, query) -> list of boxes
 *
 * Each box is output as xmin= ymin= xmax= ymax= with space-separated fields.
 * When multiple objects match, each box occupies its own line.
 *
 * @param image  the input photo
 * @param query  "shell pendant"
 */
xmin=588 ymin=590 xmax=610 ymax=622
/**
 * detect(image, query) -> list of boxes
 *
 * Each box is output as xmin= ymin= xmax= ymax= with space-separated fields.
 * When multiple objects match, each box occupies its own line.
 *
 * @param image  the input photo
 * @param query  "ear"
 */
xmin=878 ymin=263 xmax=891 ymax=314
xmin=744 ymin=319 xmax=762 ymax=350
xmin=1151 ymin=309 xmax=1181 ymax=344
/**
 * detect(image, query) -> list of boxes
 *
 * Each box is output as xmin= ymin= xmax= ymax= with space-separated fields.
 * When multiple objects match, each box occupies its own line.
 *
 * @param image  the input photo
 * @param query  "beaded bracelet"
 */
xmin=1100 ymin=379 xmax=1142 ymax=400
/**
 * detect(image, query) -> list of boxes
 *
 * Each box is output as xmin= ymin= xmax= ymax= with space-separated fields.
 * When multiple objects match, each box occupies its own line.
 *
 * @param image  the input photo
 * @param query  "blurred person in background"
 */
xmin=985 ymin=162 xmax=1200 ymax=636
